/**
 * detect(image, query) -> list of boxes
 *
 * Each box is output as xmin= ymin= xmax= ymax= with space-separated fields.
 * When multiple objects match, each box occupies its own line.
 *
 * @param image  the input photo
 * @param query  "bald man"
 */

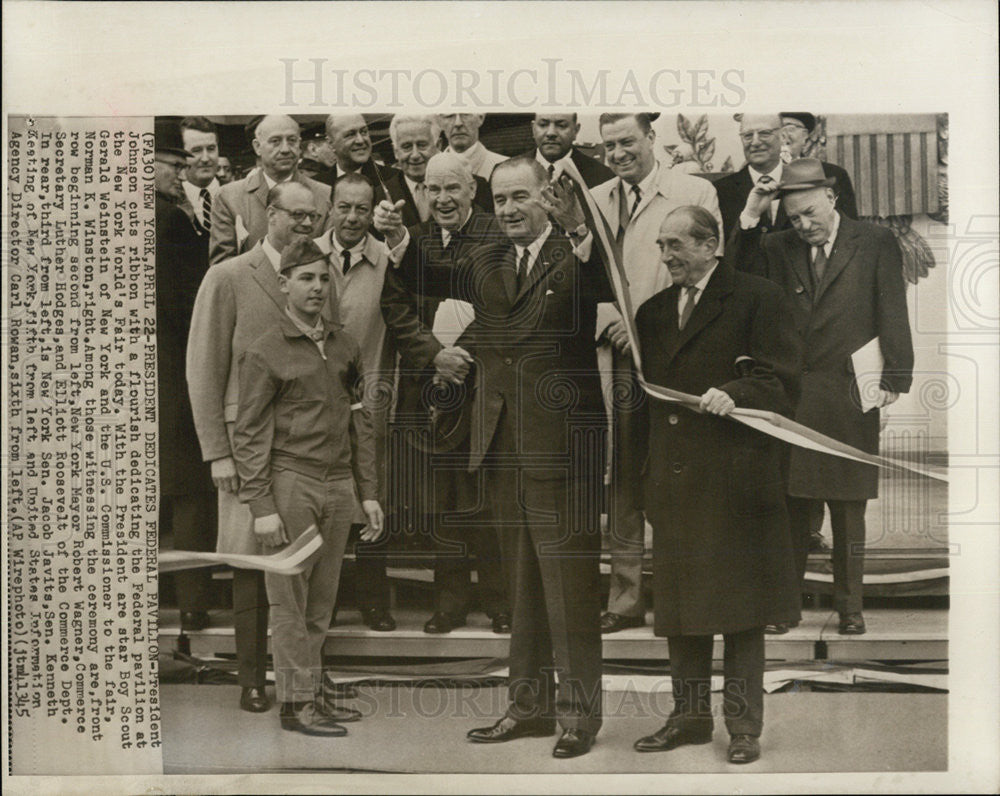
xmin=209 ymin=115 xmax=333 ymax=264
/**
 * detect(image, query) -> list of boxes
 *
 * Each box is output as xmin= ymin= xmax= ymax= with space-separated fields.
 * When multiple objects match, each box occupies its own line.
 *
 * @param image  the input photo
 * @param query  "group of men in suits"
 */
xmin=156 ymin=109 xmax=913 ymax=758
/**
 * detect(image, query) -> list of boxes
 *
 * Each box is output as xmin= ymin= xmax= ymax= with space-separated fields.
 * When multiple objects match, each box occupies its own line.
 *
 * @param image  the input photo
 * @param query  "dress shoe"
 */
xmin=279 ymin=703 xmax=347 ymax=737
xmin=361 ymin=608 xmax=397 ymax=632
xmin=180 ymin=610 xmax=210 ymax=631
xmin=315 ymin=694 xmax=362 ymax=722
xmin=764 ymin=622 xmax=790 ymax=634
xmin=423 ymin=611 xmax=466 ymax=634
xmin=600 ymin=612 xmax=645 ymax=633
xmin=727 ymin=734 xmax=761 ymax=764
xmin=552 ymin=728 xmax=595 ymax=758
xmin=467 ymin=716 xmax=557 ymax=743
xmin=838 ymin=612 xmax=866 ymax=635
xmin=490 ymin=613 xmax=512 ymax=634
xmin=321 ymin=673 xmax=359 ymax=700
xmin=809 ymin=533 xmax=832 ymax=555
xmin=239 ymin=686 xmax=271 ymax=713
xmin=633 ymin=724 xmax=713 ymax=752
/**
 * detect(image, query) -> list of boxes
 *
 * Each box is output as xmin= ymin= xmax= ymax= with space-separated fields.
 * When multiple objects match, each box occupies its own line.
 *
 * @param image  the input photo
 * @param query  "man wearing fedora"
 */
xmin=733 ymin=157 xmax=914 ymax=635
xmin=715 ymin=114 xmax=858 ymax=254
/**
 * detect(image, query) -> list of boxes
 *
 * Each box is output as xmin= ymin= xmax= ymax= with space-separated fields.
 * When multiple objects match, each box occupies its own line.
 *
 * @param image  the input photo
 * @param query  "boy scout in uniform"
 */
xmin=232 ymin=238 xmax=384 ymax=736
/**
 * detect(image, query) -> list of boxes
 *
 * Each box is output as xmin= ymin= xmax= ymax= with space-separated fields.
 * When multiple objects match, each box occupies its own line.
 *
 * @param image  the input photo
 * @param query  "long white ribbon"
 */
xmin=159 ymin=524 xmax=322 ymax=574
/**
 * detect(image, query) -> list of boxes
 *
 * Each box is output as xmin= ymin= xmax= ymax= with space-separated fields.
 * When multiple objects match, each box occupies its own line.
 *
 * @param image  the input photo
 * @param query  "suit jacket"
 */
xmin=396 ymin=228 xmax=614 ymax=475
xmin=156 ymin=193 xmax=212 ymax=495
xmin=524 ymin=147 xmax=616 ymax=189
xmin=715 ymin=161 xmax=859 ymax=244
xmin=635 ymin=261 xmax=802 ymax=635
xmin=208 ymin=169 xmax=332 ymax=265
xmin=382 ymin=169 xmax=493 ymax=229
xmin=737 ymin=213 xmax=914 ymax=499
xmin=186 ymin=243 xmax=338 ymax=552
xmin=590 ymin=163 xmax=723 ymax=341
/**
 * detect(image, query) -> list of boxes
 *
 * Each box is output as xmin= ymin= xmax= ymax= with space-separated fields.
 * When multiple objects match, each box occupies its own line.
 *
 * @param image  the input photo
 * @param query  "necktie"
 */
xmin=812 ymin=244 xmax=828 ymax=286
xmin=678 ymin=285 xmax=699 ymax=330
xmin=629 ymin=185 xmax=642 ymax=218
xmin=616 ymin=182 xmax=633 ymax=245
xmin=516 ymin=247 xmax=531 ymax=294
xmin=414 ymin=181 xmax=430 ymax=222
xmin=547 ymin=163 xmax=556 ymax=181
xmin=200 ymin=187 xmax=212 ymax=231
xmin=342 ymin=249 xmax=352 ymax=275
xmin=756 ymin=175 xmax=774 ymax=227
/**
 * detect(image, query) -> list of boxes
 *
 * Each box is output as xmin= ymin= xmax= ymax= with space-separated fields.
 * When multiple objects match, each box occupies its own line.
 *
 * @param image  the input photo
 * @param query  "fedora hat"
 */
xmin=775 ymin=158 xmax=836 ymax=194
xmin=154 ymin=117 xmax=192 ymax=159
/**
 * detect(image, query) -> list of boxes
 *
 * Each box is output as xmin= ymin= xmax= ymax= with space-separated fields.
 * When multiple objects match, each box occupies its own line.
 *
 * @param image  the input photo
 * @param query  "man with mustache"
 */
xmin=591 ymin=112 xmax=723 ymax=635
xmin=378 ymin=152 xmax=510 ymax=635
xmin=383 ymin=114 xmax=493 ymax=227
xmin=209 ymin=115 xmax=332 ymax=264
xmin=527 ymin=113 xmax=614 ymax=188
xmin=188 ymin=182 xmax=336 ymax=715
xmin=438 ymin=113 xmax=507 ymax=180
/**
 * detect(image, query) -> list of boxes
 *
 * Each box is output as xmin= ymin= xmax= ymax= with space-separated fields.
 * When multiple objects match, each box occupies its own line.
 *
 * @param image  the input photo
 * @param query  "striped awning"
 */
xmin=826 ymin=114 xmax=941 ymax=218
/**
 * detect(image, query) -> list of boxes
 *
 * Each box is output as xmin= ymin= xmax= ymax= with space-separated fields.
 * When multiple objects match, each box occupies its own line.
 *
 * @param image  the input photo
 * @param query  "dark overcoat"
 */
xmin=156 ymin=193 xmax=212 ymax=496
xmin=635 ymin=262 xmax=802 ymax=637
xmin=756 ymin=214 xmax=914 ymax=500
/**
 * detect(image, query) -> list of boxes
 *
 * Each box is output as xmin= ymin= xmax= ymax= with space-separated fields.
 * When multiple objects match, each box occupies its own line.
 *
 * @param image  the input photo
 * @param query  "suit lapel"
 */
xmin=248 ymin=246 xmax=287 ymax=312
xmin=784 ymin=233 xmax=815 ymax=300
xmin=248 ymin=169 xmax=269 ymax=215
xmin=814 ymin=214 xmax=858 ymax=301
xmin=513 ymin=236 xmax=560 ymax=306
xmin=666 ymin=262 xmax=732 ymax=364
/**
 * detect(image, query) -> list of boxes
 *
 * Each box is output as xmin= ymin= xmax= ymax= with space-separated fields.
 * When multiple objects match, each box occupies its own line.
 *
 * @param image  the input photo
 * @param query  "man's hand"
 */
xmin=605 ymin=319 xmax=632 ymax=356
xmin=538 ymin=174 xmax=585 ymax=232
xmin=433 ymin=346 xmax=474 ymax=384
xmin=875 ymin=389 xmax=899 ymax=409
xmin=253 ymin=513 xmax=288 ymax=548
xmin=373 ymin=199 xmax=407 ymax=248
xmin=742 ymin=175 xmax=778 ymax=221
xmin=359 ymin=500 xmax=385 ymax=542
xmin=699 ymin=387 xmax=736 ymax=416
xmin=211 ymin=456 xmax=239 ymax=493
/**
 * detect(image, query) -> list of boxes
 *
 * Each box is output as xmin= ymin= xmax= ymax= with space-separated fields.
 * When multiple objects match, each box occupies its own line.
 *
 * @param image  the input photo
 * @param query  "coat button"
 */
xmin=668 ymin=414 xmax=679 ymax=425
xmin=503 ymin=357 xmax=512 ymax=366
xmin=672 ymin=462 xmax=683 ymax=473
xmin=795 ymin=285 xmax=804 ymax=294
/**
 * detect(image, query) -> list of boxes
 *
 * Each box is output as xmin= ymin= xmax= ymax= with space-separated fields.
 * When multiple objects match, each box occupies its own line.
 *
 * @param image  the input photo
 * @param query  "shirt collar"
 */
xmin=330 ymin=232 xmax=368 ymax=260
xmin=535 ymin=148 xmax=572 ymax=176
xmin=748 ymin=162 xmax=783 ymax=185
xmin=403 ymin=174 xmax=425 ymax=195
xmin=513 ymin=222 xmax=553 ymax=268
xmin=263 ymin=171 xmax=294 ymax=191
xmin=818 ymin=211 xmax=841 ymax=253
xmin=262 ymin=236 xmax=282 ymax=271
xmin=183 ymin=178 xmax=219 ymax=202
xmin=284 ymin=305 xmax=325 ymax=337
xmin=440 ymin=208 xmax=474 ymax=246
xmin=690 ymin=260 xmax=719 ymax=293
xmin=620 ymin=160 xmax=660 ymax=201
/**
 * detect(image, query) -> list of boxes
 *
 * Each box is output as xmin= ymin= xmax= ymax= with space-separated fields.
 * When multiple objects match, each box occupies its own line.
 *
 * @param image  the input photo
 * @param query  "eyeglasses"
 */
xmin=739 ymin=129 xmax=779 ymax=144
xmin=155 ymin=158 xmax=188 ymax=173
xmin=273 ymin=206 xmax=322 ymax=224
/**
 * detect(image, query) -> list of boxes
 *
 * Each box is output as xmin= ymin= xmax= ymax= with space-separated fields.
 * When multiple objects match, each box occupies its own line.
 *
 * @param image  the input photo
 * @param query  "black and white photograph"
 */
xmin=3 ymin=2 xmax=997 ymax=793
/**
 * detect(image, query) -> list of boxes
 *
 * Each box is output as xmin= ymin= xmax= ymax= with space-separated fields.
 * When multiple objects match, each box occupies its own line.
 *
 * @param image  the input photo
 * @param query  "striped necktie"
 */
xmin=200 ymin=187 xmax=212 ymax=232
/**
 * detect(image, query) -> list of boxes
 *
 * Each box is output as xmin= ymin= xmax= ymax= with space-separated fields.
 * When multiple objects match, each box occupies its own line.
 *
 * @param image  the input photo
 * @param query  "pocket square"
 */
xmin=545 ymin=289 xmax=555 ymax=295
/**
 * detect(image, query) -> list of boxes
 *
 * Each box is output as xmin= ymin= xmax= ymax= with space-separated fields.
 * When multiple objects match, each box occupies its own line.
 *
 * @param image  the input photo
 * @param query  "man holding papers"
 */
xmin=732 ymin=158 xmax=914 ymax=635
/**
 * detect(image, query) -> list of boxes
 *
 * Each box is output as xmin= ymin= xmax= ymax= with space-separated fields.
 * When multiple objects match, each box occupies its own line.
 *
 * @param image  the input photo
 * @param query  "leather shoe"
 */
xmin=315 ymin=695 xmax=362 ymax=722
xmin=600 ymin=612 xmax=644 ymax=633
xmin=634 ymin=724 xmax=713 ymax=752
xmin=361 ymin=608 xmax=397 ymax=631
xmin=490 ymin=613 xmax=512 ymax=634
xmin=764 ymin=622 xmax=789 ymax=634
xmin=467 ymin=716 xmax=557 ymax=743
xmin=180 ymin=610 xmax=210 ymax=631
xmin=809 ymin=533 xmax=832 ymax=555
xmin=280 ymin=703 xmax=347 ymax=737
xmin=239 ymin=686 xmax=271 ymax=713
xmin=321 ymin=673 xmax=359 ymax=700
xmin=838 ymin=612 xmax=866 ymax=635
xmin=727 ymin=733 xmax=760 ymax=764
xmin=552 ymin=728 xmax=595 ymax=758
xmin=423 ymin=611 xmax=466 ymax=634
